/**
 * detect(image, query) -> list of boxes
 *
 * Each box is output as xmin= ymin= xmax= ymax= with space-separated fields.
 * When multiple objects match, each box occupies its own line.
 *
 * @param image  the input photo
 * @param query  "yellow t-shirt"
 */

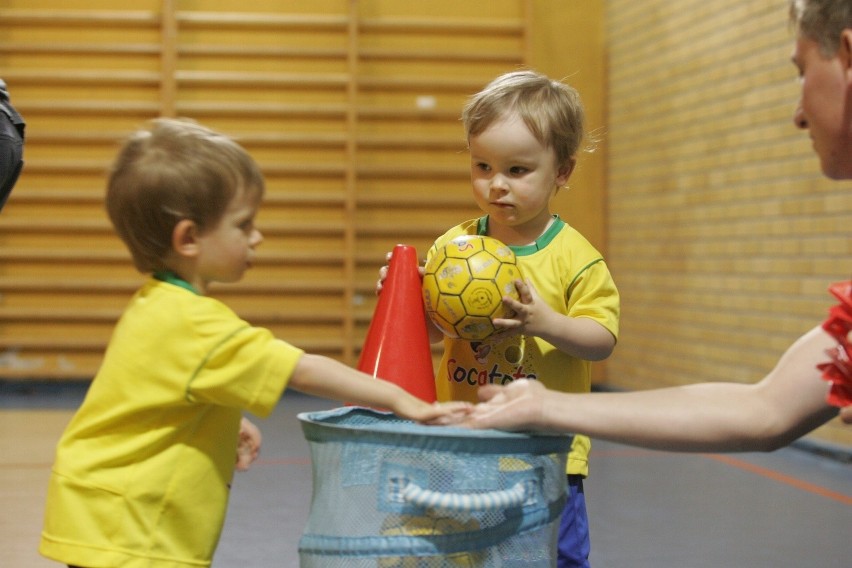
xmin=431 ymin=217 xmax=620 ymax=476
xmin=40 ymin=278 xmax=303 ymax=567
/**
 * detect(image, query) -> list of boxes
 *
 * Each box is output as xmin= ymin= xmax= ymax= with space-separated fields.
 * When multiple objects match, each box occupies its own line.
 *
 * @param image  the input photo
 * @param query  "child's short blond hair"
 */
xmin=106 ymin=118 xmax=264 ymax=273
xmin=462 ymin=70 xmax=586 ymax=168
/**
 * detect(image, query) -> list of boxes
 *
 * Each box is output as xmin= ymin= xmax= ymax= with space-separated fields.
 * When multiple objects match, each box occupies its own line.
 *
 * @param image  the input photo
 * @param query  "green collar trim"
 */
xmin=477 ymin=215 xmax=564 ymax=256
xmin=153 ymin=271 xmax=200 ymax=295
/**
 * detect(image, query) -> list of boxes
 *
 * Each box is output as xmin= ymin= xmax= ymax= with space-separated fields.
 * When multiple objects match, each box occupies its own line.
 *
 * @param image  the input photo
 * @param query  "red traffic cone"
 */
xmin=357 ymin=244 xmax=437 ymax=403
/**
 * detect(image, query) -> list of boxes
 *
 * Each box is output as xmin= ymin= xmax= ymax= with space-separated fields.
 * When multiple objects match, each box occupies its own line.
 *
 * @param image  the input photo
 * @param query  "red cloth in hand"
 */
xmin=817 ymin=281 xmax=852 ymax=407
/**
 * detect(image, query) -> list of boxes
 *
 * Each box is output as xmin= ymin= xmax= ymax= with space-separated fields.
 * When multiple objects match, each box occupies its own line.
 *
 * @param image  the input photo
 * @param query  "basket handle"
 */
xmin=401 ymin=480 xmax=528 ymax=512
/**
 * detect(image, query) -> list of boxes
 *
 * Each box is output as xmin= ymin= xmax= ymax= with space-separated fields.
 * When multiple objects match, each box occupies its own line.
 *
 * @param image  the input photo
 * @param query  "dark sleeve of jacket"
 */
xmin=0 ymin=79 xmax=25 ymax=210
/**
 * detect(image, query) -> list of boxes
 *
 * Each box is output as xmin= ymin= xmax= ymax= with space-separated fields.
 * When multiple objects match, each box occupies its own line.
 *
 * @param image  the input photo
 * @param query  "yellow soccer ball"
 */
xmin=422 ymin=235 xmax=522 ymax=341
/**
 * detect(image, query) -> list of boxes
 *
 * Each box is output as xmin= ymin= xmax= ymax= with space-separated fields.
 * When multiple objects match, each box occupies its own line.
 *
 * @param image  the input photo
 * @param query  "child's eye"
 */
xmin=475 ymin=162 xmax=491 ymax=172
xmin=509 ymin=166 xmax=528 ymax=175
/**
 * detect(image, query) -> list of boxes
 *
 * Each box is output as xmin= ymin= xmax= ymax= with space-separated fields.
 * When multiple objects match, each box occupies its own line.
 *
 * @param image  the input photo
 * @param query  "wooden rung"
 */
xmin=2 ymin=69 xmax=160 ymax=86
xmin=16 ymin=160 xmax=109 ymax=175
xmin=0 ymin=217 xmax=111 ymax=233
xmin=179 ymin=45 xmax=347 ymax=60
xmin=0 ymin=308 xmax=121 ymax=323
xmin=234 ymin=133 xmax=346 ymax=147
xmin=254 ymin=252 xmax=346 ymax=266
xmin=30 ymin=130 xmax=348 ymax=149
xmin=19 ymin=160 xmax=351 ymax=177
xmin=176 ymin=11 xmax=349 ymax=31
xmin=21 ymin=102 xmax=459 ymax=122
xmin=359 ymin=75 xmax=489 ymax=92
xmin=0 ymin=335 xmax=347 ymax=354
xmin=0 ymin=367 xmax=99 ymax=380
xmin=0 ymin=277 xmax=345 ymax=295
xmin=176 ymin=70 xmax=348 ymax=88
xmin=356 ymin=222 xmax=449 ymax=238
xmin=22 ymin=131 xmax=127 ymax=145
xmin=15 ymin=101 xmax=160 ymax=116
xmin=0 ymin=307 xmax=345 ymax=325
xmin=0 ymin=337 xmax=108 ymax=351
xmin=358 ymin=48 xmax=523 ymax=64
xmin=237 ymin=310 xmax=344 ymax=325
xmin=357 ymin=107 xmax=461 ymax=121
xmin=6 ymin=188 xmax=105 ymax=203
xmin=357 ymin=193 xmax=472 ymax=208
xmin=0 ymin=9 xmax=159 ymax=27
xmin=212 ymin=281 xmax=345 ymax=295
xmin=0 ymin=218 xmax=348 ymax=237
xmin=360 ymin=16 xmax=523 ymax=36
xmin=260 ymin=163 xmax=348 ymax=177
xmin=355 ymin=165 xmax=467 ymax=179
xmin=6 ymin=188 xmax=345 ymax=207
xmin=177 ymin=101 xmax=347 ymax=118
xmin=357 ymin=135 xmax=465 ymax=151
xmin=0 ymin=248 xmax=346 ymax=266
xmin=0 ymin=42 xmax=160 ymax=55
xmin=260 ymin=190 xmax=345 ymax=205
xmin=0 ymin=277 xmax=141 ymax=292
xmin=0 ymin=249 xmax=129 ymax=264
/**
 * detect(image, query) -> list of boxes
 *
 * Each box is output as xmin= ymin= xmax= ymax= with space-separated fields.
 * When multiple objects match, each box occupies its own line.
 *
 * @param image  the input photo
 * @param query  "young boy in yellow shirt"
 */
xmin=40 ymin=118 xmax=467 ymax=568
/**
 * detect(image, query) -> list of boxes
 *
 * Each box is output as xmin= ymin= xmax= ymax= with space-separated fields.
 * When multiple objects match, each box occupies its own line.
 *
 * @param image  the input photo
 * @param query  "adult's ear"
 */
xmin=171 ymin=219 xmax=200 ymax=259
xmin=841 ymin=29 xmax=852 ymax=77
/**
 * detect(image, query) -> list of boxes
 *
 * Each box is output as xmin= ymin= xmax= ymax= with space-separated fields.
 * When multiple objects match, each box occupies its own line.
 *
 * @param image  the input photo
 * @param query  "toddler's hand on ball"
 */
xmin=493 ymin=279 xmax=552 ymax=337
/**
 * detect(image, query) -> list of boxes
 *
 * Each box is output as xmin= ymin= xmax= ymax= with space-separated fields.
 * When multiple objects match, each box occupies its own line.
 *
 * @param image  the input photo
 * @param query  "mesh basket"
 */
xmin=298 ymin=406 xmax=572 ymax=567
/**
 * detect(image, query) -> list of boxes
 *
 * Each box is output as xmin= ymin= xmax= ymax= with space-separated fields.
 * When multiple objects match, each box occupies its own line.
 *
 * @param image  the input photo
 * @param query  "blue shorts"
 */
xmin=558 ymin=475 xmax=590 ymax=568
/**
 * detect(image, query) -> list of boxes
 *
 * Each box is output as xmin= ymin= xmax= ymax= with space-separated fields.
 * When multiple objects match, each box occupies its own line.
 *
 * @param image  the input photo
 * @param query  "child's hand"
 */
xmin=496 ymin=278 xmax=616 ymax=360
xmin=375 ymin=251 xmax=392 ymax=296
xmin=492 ymin=278 xmax=555 ymax=337
xmin=235 ymin=417 xmax=262 ymax=471
xmin=394 ymin=399 xmax=473 ymax=425
xmin=375 ymin=250 xmax=427 ymax=296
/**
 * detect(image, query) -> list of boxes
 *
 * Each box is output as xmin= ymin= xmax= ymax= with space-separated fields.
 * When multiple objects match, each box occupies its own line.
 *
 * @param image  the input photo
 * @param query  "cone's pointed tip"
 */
xmin=392 ymin=243 xmax=416 ymax=257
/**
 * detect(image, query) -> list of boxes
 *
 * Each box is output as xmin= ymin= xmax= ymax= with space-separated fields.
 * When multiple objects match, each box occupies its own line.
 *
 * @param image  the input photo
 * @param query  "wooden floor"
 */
xmin=3 ymin=384 xmax=851 ymax=568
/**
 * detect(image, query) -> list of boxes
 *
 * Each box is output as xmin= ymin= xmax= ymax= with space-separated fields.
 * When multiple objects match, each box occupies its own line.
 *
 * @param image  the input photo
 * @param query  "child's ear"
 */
xmin=556 ymin=159 xmax=576 ymax=187
xmin=171 ymin=219 xmax=200 ymax=258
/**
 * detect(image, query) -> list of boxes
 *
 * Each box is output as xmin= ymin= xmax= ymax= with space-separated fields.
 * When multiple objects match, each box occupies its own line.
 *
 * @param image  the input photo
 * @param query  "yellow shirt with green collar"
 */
xmin=40 ymin=275 xmax=304 ymax=568
xmin=430 ymin=216 xmax=620 ymax=477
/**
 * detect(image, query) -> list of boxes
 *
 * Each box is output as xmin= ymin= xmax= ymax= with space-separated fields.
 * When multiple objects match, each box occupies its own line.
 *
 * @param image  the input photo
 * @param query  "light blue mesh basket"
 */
xmin=298 ymin=406 xmax=572 ymax=567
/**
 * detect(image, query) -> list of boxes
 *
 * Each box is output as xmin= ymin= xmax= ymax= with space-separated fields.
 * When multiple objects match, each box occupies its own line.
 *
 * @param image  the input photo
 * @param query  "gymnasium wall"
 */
xmin=604 ymin=0 xmax=852 ymax=448
xmin=4 ymin=0 xmax=847 ymax=449
xmin=0 ymin=1 xmax=605 ymax=377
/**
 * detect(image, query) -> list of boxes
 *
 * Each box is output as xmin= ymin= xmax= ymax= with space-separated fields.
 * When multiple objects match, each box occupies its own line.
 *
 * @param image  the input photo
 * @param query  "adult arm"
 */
xmin=465 ymin=325 xmax=840 ymax=452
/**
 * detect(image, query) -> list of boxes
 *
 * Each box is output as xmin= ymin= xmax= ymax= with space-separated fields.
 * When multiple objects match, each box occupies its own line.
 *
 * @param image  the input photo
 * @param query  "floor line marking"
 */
xmin=703 ymin=453 xmax=852 ymax=506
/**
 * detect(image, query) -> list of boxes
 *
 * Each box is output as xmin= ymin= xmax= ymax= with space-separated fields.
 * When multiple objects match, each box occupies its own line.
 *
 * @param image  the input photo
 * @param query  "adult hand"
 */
xmin=462 ymin=378 xmax=547 ymax=431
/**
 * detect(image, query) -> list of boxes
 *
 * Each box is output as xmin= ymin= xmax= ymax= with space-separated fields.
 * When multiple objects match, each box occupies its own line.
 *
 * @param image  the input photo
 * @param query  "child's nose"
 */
xmin=489 ymin=174 xmax=509 ymax=192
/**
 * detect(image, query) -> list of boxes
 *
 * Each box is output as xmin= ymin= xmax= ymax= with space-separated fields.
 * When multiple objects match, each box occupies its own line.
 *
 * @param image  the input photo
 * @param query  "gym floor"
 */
xmin=2 ymin=383 xmax=850 ymax=567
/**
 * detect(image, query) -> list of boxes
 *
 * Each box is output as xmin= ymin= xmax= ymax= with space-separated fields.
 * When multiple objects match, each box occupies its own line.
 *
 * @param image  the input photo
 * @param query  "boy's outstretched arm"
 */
xmin=288 ymin=353 xmax=470 ymax=424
